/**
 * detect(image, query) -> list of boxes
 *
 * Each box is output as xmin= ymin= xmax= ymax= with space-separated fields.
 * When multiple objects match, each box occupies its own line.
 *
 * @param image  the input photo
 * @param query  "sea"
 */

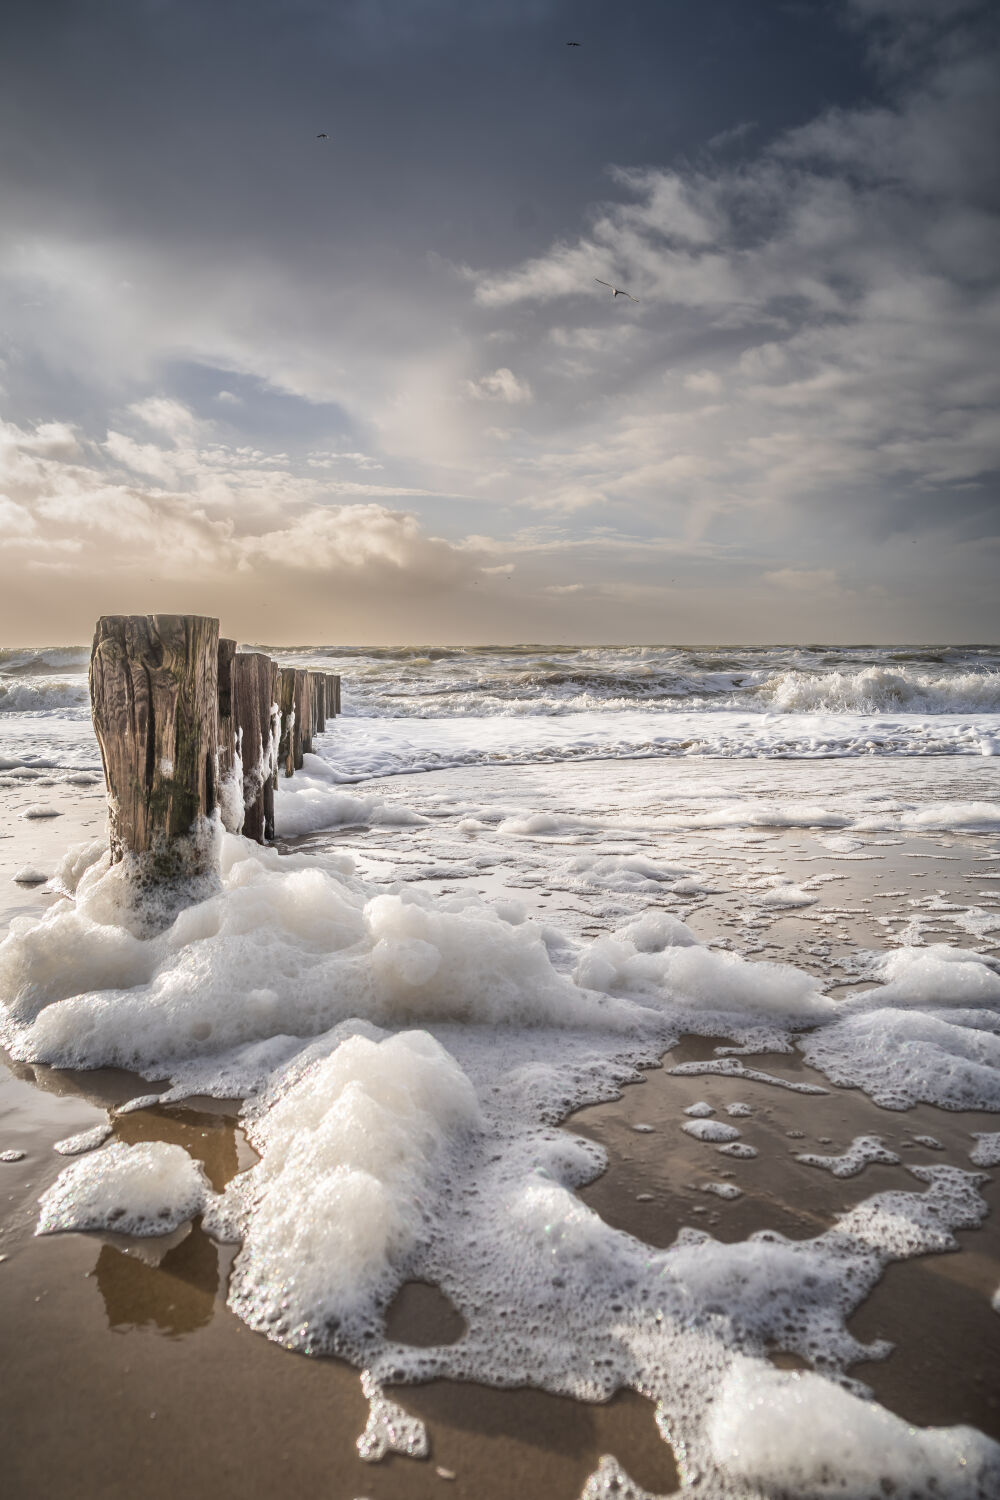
xmin=1 ymin=641 xmax=999 ymax=1498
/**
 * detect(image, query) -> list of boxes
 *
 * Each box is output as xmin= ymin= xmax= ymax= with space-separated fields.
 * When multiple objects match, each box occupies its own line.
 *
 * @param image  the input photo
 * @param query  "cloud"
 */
xmin=128 ymin=396 xmax=201 ymax=441
xmin=706 ymin=121 xmax=757 ymax=152
xmin=466 ymin=367 xmax=533 ymax=404
xmin=683 ymin=370 xmax=723 ymax=396
xmin=307 ymin=450 xmax=384 ymax=471
xmin=0 ymin=0 xmax=996 ymax=642
xmin=0 ymin=417 xmax=476 ymax=600
xmin=462 ymin=4 xmax=1000 ymax=553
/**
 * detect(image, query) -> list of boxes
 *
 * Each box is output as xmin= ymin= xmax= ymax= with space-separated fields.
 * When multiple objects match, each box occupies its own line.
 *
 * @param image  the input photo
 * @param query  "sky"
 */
xmin=1 ymin=0 xmax=998 ymax=645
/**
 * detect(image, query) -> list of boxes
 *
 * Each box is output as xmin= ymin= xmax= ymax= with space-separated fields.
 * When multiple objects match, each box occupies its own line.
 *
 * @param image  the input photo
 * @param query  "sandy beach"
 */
xmin=4 ymin=0 xmax=1000 ymax=1483
xmin=2 ymin=733 xmax=999 ymax=1498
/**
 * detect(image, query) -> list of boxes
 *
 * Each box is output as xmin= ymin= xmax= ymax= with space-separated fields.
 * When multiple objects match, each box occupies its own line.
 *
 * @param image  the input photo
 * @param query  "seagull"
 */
xmin=595 ymin=278 xmax=639 ymax=302
xmin=316 ymin=132 xmax=329 ymax=139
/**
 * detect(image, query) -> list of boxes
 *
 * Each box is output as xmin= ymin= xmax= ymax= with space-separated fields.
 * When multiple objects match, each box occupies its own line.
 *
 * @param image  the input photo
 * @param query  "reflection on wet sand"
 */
xmin=112 ymin=1103 xmax=248 ymax=1192
xmin=95 ymin=1224 xmax=220 ymax=1336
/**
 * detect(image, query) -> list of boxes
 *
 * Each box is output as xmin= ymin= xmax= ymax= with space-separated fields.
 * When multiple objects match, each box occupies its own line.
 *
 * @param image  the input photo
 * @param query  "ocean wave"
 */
xmin=0 ymin=679 xmax=90 ymax=713
xmin=0 ymin=647 xmax=89 ymax=676
xmin=756 ymin=667 xmax=1000 ymax=714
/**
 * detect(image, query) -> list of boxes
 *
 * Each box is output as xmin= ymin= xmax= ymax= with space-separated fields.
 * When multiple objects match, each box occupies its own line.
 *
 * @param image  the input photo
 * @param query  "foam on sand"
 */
xmin=796 ymin=1135 xmax=901 ymax=1178
xmin=207 ymin=1031 xmax=481 ymax=1348
xmin=37 ymin=1142 xmax=211 ymax=1236
xmin=273 ymin=754 xmax=429 ymax=837
xmin=682 ymin=1119 xmax=741 ymax=1144
xmin=2 ymin=818 xmax=999 ymax=1495
xmin=970 ymin=1133 xmax=1000 ymax=1168
xmin=709 ymin=1358 xmax=1000 ymax=1498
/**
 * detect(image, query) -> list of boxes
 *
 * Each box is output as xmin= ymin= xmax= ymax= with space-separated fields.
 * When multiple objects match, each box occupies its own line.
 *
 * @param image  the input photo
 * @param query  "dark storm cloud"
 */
xmin=0 ymin=0 xmax=997 ymax=642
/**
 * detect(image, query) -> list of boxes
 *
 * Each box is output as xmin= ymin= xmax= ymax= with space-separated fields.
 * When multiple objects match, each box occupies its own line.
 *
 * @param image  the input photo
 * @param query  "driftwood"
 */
xmin=232 ymin=652 xmax=278 ymax=841
xmin=89 ymin=614 xmax=220 ymax=877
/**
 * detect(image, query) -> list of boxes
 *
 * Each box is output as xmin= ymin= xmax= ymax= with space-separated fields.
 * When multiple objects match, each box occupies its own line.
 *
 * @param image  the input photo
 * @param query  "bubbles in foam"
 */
xmin=3 ymin=793 xmax=1000 ymax=1494
xmin=356 ymin=1370 xmax=429 ymax=1462
xmin=709 ymin=1358 xmax=1000 ymax=1498
xmin=969 ymin=1132 xmax=1000 ymax=1168
xmin=579 ymin=1456 xmax=661 ymax=1499
xmin=53 ymin=1121 xmax=112 ymax=1156
xmin=796 ymin=1136 xmax=901 ymax=1179
xmin=683 ymin=1120 xmax=741 ymax=1144
xmin=36 ymin=1142 xmax=211 ymax=1236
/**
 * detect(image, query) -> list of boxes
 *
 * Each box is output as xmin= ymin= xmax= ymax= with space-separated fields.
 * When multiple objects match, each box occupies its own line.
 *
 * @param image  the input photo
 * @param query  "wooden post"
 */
xmin=232 ymin=652 xmax=278 ymax=842
xmin=216 ymin=637 xmax=238 ymax=830
xmin=326 ymin=673 xmax=341 ymax=716
xmin=292 ymin=668 xmax=312 ymax=765
xmin=277 ymin=666 xmax=296 ymax=778
xmin=310 ymin=671 xmax=326 ymax=735
xmin=89 ymin=614 xmax=219 ymax=877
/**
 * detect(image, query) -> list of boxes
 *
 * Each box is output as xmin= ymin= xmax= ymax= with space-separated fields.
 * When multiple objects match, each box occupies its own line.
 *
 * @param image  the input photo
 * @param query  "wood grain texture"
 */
xmin=233 ymin=652 xmax=278 ymax=843
xmin=310 ymin=672 xmax=326 ymax=734
xmin=277 ymin=666 xmax=297 ymax=778
xmin=89 ymin=614 xmax=219 ymax=872
xmin=217 ymin=637 xmax=237 ymax=787
xmin=292 ymin=667 xmax=312 ymax=765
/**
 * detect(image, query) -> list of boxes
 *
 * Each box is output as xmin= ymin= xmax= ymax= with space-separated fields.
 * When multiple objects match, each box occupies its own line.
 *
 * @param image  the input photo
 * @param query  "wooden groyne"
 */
xmin=89 ymin=614 xmax=340 ymax=873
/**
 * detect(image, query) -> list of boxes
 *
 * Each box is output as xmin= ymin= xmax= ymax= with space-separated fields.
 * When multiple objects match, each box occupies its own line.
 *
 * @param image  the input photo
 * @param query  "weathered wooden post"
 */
xmin=326 ymin=673 xmax=341 ymax=716
xmin=89 ymin=614 xmax=220 ymax=879
xmin=277 ymin=666 xmax=296 ymax=778
xmin=216 ymin=637 xmax=239 ymax=830
xmin=217 ymin=638 xmax=237 ymax=781
xmin=292 ymin=668 xmax=313 ymax=763
xmin=232 ymin=652 xmax=278 ymax=842
xmin=310 ymin=672 xmax=326 ymax=735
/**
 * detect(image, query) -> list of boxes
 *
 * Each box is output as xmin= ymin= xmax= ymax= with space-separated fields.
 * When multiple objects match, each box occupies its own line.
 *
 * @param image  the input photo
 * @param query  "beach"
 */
xmin=2 ymin=644 xmax=1000 ymax=1498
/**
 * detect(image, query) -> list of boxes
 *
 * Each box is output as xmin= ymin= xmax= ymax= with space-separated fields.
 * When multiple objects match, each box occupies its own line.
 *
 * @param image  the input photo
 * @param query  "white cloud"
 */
xmin=307 ymin=450 xmax=384 ymax=471
xmin=461 ymin=9 xmax=1000 ymax=546
xmin=128 ymin=396 xmax=202 ymax=441
xmin=683 ymin=370 xmax=724 ymax=396
xmin=466 ymin=367 xmax=533 ymax=404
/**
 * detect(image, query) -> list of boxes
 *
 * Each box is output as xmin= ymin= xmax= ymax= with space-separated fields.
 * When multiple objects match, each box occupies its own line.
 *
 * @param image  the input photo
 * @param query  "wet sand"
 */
xmin=3 ymin=1031 xmax=998 ymax=1498
xmin=1 ymin=762 xmax=999 ymax=1497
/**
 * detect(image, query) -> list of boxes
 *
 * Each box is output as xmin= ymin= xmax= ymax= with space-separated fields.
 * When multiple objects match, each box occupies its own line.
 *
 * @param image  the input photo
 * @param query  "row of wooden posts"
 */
xmin=89 ymin=614 xmax=340 ymax=875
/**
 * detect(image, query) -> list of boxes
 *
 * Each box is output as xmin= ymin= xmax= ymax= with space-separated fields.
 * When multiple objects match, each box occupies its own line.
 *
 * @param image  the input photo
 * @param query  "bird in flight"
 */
xmin=316 ymin=132 xmax=329 ymax=139
xmin=567 ymin=41 xmax=580 ymax=46
xmin=595 ymin=278 xmax=639 ymax=302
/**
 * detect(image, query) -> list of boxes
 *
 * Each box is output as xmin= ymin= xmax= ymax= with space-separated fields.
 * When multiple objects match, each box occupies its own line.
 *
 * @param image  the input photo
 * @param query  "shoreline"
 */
xmin=1 ymin=741 xmax=999 ymax=1496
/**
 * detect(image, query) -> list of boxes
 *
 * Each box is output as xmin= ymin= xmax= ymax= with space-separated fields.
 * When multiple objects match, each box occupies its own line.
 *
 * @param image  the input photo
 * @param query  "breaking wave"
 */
xmin=756 ymin=667 xmax=1000 ymax=715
